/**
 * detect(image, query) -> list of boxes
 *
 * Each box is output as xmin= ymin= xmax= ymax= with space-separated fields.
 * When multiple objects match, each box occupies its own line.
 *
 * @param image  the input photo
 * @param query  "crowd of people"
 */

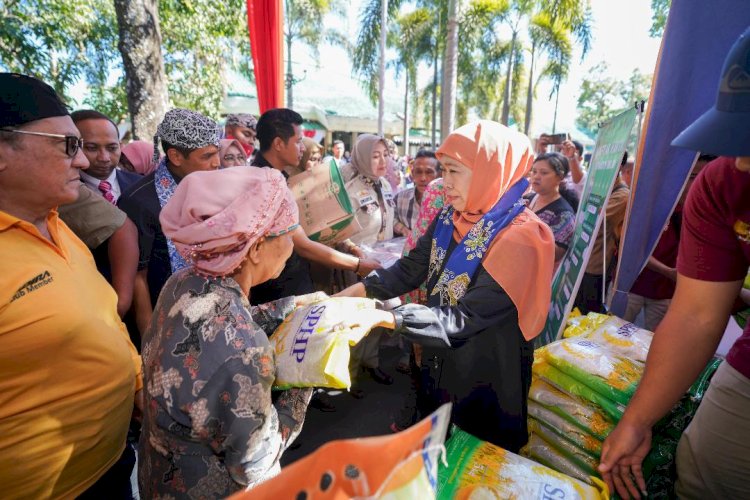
xmin=0 ymin=26 xmax=749 ymax=500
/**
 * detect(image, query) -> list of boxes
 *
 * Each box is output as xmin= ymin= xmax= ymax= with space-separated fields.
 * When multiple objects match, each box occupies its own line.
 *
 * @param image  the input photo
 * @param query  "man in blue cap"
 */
xmin=599 ymin=28 xmax=750 ymax=499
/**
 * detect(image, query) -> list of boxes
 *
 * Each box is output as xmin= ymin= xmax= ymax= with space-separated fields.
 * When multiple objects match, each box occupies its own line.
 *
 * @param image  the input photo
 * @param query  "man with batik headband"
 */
xmin=119 ymin=108 xmax=221 ymax=334
xmin=225 ymin=112 xmax=257 ymax=159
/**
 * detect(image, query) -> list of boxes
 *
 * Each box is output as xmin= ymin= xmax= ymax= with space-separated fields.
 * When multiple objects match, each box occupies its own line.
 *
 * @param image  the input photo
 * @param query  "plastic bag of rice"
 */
xmin=526 ymin=419 xmax=600 ymax=477
xmin=533 ymin=359 xmax=625 ymax=421
xmin=528 ymin=400 xmax=603 ymax=456
xmin=584 ymin=317 xmax=653 ymax=363
xmin=521 ymin=433 xmax=598 ymax=487
xmin=528 ymin=378 xmax=615 ymax=442
xmin=437 ymin=427 xmax=607 ymax=500
xmin=563 ymin=311 xmax=610 ymax=339
xmin=540 ymin=338 xmax=644 ymax=406
xmin=270 ymin=297 xmax=394 ymax=389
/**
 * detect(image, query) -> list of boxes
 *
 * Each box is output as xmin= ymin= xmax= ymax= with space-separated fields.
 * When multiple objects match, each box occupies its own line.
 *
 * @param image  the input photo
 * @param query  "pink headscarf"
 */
xmin=159 ymin=167 xmax=299 ymax=276
xmin=121 ymin=140 xmax=158 ymax=175
xmin=436 ymin=120 xmax=554 ymax=340
xmin=219 ymin=138 xmax=247 ymax=166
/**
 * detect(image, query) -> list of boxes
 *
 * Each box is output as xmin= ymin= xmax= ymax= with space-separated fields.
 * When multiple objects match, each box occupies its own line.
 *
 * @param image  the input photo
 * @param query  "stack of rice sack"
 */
xmin=437 ymin=427 xmax=608 ymax=499
xmin=522 ymin=313 xmax=721 ymax=498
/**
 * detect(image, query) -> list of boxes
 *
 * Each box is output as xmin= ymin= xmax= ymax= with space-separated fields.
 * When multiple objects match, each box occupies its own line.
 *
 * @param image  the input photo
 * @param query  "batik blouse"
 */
xmin=139 ymin=270 xmax=312 ymax=498
xmin=402 ymin=179 xmax=446 ymax=305
xmin=525 ymin=194 xmax=575 ymax=251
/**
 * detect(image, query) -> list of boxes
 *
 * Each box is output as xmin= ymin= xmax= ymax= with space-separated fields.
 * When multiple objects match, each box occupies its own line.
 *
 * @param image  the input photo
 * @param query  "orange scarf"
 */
xmin=437 ymin=121 xmax=555 ymax=340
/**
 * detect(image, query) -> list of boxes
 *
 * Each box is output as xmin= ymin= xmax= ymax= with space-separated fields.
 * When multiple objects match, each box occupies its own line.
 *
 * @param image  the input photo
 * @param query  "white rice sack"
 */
xmin=270 ymin=297 xmax=394 ymax=389
xmin=584 ymin=316 xmax=653 ymax=363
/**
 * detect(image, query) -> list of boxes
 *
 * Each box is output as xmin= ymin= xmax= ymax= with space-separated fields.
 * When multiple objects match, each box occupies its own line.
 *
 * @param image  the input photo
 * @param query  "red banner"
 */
xmin=246 ymin=0 xmax=284 ymax=112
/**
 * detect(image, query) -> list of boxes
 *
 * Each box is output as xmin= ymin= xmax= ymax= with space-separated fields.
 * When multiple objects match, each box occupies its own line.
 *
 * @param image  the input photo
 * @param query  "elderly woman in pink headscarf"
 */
xmin=138 ymin=167 xmax=314 ymax=498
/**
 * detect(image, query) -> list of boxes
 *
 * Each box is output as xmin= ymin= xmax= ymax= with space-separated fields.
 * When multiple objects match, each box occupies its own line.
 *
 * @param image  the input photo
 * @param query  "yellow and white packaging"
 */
xmin=270 ymin=297 xmax=395 ymax=389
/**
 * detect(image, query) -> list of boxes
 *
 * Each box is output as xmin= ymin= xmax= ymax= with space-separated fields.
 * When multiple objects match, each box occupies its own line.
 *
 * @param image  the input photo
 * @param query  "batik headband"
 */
xmin=154 ymin=108 xmax=221 ymax=162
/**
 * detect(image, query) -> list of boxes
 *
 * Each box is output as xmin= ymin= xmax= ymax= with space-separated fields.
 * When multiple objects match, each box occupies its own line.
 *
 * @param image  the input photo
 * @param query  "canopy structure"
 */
xmin=610 ymin=0 xmax=750 ymax=316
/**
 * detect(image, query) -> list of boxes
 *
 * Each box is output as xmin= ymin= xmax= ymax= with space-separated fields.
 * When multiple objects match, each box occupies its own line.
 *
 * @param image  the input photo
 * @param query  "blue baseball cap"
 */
xmin=672 ymin=26 xmax=750 ymax=156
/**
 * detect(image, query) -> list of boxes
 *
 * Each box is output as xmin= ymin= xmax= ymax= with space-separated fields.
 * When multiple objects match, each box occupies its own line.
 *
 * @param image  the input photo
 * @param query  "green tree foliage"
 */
xmin=523 ymin=0 xmax=591 ymax=134
xmin=576 ymin=62 xmax=651 ymax=137
xmin=0 ymin=0 xmax=121 ymax=108
xmin=455 ymin=1 xmax=510 ymax=124
xmin=389 ymin=8 xmax=434 ymax=125
xmin=285 ymin=0 xmax=348 ymax=61
xmin=649 ymin=0 xmax=671 ymax=38
xmin=352 ymin=0 xmax=405 ymax=103
xmin=159 ymin=0 xmax=249 ymax=117
xmin=0 ymin=0 xmax=253 ymax=121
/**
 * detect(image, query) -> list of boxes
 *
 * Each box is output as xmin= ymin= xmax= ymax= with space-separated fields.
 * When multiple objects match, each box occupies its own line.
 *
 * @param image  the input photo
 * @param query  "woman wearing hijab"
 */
xmin=219 ymin=138 xmax=248 ymax=168
xmin=336 ymin=134 xmax=397 ymax=389
xmin=120 ymin=140 xmax=159 ymax=175
xmin=139 ymin=167 xmax=313 ymax=497
xmin=284 ymin=137 xmax=322 ymax=177
xmin=337 ymin=121 xmax=555 ymax=450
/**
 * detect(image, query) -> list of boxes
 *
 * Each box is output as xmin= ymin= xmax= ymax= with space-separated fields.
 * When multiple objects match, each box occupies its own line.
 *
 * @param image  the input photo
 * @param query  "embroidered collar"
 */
xmin=154 ymin=158 xmax=190 ymax=273
xmin=428 ymin=178 xmax=529 ymax=305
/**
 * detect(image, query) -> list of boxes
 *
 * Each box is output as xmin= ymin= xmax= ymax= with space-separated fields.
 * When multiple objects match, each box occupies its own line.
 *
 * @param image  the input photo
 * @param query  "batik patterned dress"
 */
xmin=402 ymin=179 xmax=446 ymax=305
xmin=138 ymin=269 xmax=312 ymax=499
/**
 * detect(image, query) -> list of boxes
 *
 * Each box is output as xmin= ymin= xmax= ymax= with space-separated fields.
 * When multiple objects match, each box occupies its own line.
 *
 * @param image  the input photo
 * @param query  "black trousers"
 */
xmin=574 ymin=272 xmax=607 ymax=314
xmin=77 ymin=443 xmax=135 ymax=500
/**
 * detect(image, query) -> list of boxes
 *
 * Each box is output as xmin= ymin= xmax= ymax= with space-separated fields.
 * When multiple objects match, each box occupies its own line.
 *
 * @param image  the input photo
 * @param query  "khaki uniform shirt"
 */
xmin=345 ymin=175 xmax=395 ymax=247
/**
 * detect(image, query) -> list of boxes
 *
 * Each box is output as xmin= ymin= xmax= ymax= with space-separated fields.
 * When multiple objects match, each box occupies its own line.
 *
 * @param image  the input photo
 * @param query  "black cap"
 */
xmin=0 ymin=73 xmax=69 ymax=128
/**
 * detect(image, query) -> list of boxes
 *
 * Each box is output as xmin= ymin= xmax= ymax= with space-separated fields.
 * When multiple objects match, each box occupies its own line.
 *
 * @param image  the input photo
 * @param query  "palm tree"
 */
xmin=354 ymin=0 xmax=441 ymax=145
xmin=441 ymin=0 xmax=460 ymax=140
xmin=283 ymin=0 xmax=348 ymax=109
xmin=390 ymin=9 xmax=434 ymax=150
xmin=454 ymin=0 xmax=512 ymax=123
xmin=499 ymin=0 xmax=534 ymax=126
xmin=524 ymin=12 xmax=572 ymax=135
xmin=523 ymin=0 xmax=592 ymax=134
xmin=352 ymin=0 xmax=404 ymax=103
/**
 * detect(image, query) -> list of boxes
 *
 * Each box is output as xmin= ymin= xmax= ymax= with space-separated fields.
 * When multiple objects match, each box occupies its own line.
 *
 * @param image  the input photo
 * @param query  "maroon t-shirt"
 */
xmin=677 ymin=156 xmax=750 ymax=379
xmin=630 ymin=209 xmax=681 ymax=300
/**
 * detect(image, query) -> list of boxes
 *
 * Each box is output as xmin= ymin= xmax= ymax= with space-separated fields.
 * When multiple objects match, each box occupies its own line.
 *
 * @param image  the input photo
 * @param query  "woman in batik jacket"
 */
xmin=338 ymin=121 xmax=556 ymax=451
xmin=138 ymin=167 xmax=314 ymax=498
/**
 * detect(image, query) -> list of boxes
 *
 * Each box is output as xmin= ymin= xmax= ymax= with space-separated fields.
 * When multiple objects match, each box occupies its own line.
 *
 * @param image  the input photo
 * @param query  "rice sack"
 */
xmin=270 ymin=297 xmax=395 ymax=389
xmin=438 ymin=427 xmax=607 ymax=500
xmin=584 ymin=317 xmax=653 ymax=363
xmin=528 ymin=400 xmax=603 ymax=456
xmin=533 ymin=359 xmax=626 ymax=421
xmin=528 ymin=378 xmax=615 ymax=442
xmin=540 ymin=338 xmax=644 ymax=406
xmin=521 ymin=433 xmax=596 ymax=486
xmin=563 ymin=311 xmax=610 ymax=339
xmin=526 ymin=420 xmax=600 ymax=477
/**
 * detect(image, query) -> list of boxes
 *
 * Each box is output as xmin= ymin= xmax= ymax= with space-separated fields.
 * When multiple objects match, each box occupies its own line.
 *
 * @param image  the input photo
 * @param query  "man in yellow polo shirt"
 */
xmin=0 ymin=73 xmax=143 ymax=498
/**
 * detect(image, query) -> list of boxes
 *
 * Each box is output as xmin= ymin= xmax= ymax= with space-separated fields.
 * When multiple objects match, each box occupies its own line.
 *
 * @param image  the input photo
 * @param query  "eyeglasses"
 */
xmin=2 ymin=129 xmax=84 ymax=158
xmin=223 ymin=154 xmax=245 ymax=163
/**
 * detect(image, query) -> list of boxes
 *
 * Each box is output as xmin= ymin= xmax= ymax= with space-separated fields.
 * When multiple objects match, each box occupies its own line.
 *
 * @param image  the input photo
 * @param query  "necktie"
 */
xmin=98 ymin=180 xmax=116 ymax=204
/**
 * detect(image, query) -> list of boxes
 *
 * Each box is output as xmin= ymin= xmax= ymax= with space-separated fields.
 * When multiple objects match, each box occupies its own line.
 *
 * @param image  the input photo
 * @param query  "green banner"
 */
xmin=537 ymin=108 xmax=638 ymax=346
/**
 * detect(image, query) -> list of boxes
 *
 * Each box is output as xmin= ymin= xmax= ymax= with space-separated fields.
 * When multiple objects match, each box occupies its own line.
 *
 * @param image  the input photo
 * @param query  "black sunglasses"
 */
xmin=3 ymin=129 xmax=84 ymax=158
